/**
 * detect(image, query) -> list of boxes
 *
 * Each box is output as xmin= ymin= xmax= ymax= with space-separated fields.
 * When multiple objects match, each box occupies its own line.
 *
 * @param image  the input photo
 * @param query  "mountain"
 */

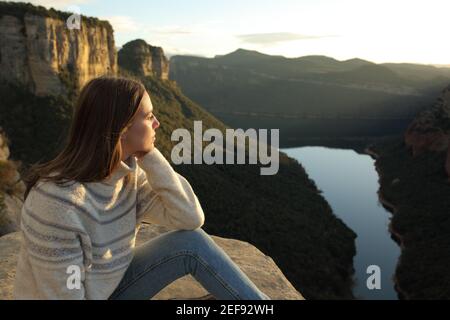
xmin=0 ymin=2 xmax=116 ymax=96
xmin=0 ymin=2 xmax=357 ymax=299
xmin=405 ymin=85 xmax=450 ymax=163
xmin=119 ymin=42 xmax=358 ymax=298
xmin=169 ymin=49 xmax=450 ymax=148
xmin=383 ymin=63 xmax=450 ymax=82
xmin=118 ymin=39 xmax=170 ymax=79
xmin=214 ymin=49 xmax=373 ymax=74
xmin=367 ymin=85 xmax=450 ymax=299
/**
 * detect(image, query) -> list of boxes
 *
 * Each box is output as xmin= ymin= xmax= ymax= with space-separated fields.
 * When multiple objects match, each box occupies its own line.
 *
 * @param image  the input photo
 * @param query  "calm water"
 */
xmin=281 ymin=146 xmax=401 ymax=300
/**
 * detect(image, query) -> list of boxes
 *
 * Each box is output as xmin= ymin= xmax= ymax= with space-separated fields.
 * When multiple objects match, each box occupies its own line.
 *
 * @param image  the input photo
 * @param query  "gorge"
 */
xmin=2 ymin=0 xmax=448 ymax=300
xmin=0 ymin=1 xmax=357 ymax=300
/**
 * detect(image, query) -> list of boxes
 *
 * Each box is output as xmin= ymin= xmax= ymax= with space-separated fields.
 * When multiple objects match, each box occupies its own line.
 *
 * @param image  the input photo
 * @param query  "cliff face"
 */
xmin=118 ymin=39 xmax=169 ymax=80
xmin=447 ymin=142 xmax=450 ymax=179
xmin=0 ymin=128 xmax=25 ymax=237
xmin=0 ymin=6 xmax=117 ymax=96
xmin=371 ymin=85 xmax=450 ymax=299
xmin=404 ymin=85 xmax=450 ymax=178
xmin=0 ymin=3 xmax=354 ymax=300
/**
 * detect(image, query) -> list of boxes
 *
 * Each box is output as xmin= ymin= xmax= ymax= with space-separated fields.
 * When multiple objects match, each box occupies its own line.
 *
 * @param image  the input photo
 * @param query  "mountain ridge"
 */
xmin=0 ymin=2 xmax=358 ymax=299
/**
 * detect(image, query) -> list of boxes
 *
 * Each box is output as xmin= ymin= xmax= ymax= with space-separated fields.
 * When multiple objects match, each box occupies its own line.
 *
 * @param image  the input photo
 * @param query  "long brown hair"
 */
xmin=23 ymin=76 xmax=146 ymax=201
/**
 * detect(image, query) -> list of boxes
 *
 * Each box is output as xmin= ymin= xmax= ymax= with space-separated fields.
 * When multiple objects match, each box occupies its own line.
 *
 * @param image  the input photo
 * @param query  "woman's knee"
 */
xmin=168 ymin=227 xmax=212 ymax=249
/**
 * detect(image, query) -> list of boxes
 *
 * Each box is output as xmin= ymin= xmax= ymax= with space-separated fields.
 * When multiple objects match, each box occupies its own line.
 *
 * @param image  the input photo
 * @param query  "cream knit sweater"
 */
xmin=13 ymin=147 xmax=205 ymax=299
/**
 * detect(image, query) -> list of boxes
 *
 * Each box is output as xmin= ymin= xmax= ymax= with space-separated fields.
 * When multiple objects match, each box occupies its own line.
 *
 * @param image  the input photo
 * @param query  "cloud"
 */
xmin=99 ymin=17 xmax=196 ymax=36
xmin=236 ymin=32 xmax=339 ymax=45
xmin=148 ymin=26 xmax=193 ymax=35
xmin=109 ymin=20 xmax=196 ymax=37
xmin=99 ymin=16 xmax=140 ymax=33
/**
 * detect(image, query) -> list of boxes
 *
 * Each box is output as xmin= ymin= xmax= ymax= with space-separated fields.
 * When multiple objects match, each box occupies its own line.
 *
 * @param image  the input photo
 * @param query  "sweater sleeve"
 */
xmin=14 ymin=191 xmax=88 ymax=300
xmin=135 ymin=147 xmax=205 ymax=230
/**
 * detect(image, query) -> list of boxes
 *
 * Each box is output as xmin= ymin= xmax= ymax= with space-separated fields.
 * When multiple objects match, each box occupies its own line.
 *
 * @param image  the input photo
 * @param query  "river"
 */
xmin=281 ymin=146 xmax=401 ymax=300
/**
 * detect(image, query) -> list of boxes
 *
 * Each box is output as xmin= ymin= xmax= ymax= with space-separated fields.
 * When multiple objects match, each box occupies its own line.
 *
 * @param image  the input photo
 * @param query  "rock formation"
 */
xmin=118 ymin=39 xmax=169 ymax=80
xmin=0 ymin=231 xmax=19 ymax=299
xmin=404 ymin=85 xmax=450 ymax=178
xmin=0 ymin=3 xmax=117 ymax=96
xmin=0 ymin=223 xmax=304 ymax=300
xmin=0 ymin=128 xmax=25 ymax=237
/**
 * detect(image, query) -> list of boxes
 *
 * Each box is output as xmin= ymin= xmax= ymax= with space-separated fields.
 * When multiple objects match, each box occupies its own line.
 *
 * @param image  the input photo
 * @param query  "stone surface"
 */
xmin=0 ymin=193 xmax=23 ymax=236
xmin=404 ymin=85 xmax=450 ymax=179
xmin=0 ymin=223 xmax=304 ymax=300
xmin=0 ymin=232 xmax=21 ymax=300
xmin=447 ymin=142 xmax=450 ymax=180
xmin=136 ymin=223 xmax=304 ymax=300
xmin=118 ymin=39 xmax=170 ymax=80
xmin=0 ymin=12 xmax=117 ymax=96
xmin=0 ymin=128 xmax=10 ymax=161
xmin=0 ymin=128 xmax=25 ymax=236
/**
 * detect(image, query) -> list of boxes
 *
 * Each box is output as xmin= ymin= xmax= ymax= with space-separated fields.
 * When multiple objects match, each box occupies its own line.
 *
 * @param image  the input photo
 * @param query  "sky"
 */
xmin=9 ymin=0 xmax=450 ymax=65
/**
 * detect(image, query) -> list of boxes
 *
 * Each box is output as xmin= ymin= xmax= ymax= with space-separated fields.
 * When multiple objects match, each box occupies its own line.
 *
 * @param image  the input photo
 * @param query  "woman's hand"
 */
xmin=134 ymin=148 xmax=153 ymax=160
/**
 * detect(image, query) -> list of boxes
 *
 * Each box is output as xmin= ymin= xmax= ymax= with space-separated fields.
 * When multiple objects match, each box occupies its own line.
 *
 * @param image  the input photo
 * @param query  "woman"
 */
xmin=13 ymin=76 xmax=270 ymax=300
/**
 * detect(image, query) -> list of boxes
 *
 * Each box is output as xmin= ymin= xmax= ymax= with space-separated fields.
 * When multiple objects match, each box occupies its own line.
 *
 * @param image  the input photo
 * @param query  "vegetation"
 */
xmin=0 ymin=159 xmax=21 ymax=194
xmin=370 ymin=136 xmax=450 ymax=299
xmin=0 ymin=2 xmax=358 ymax=298
xmin=169 ymin=50 xmax=450 ymax=146
xmin=118 ymin=40 xmax=151 ymax=77
xmin=0 ymin=1 xmax=113 ymax=31
xmin=122 ymin=72 xmax=358 ymax=299
xmin=0 ymin=158 xmax=23 ymax=236
xmin=0 ymin=82 xmax=72 ymax=165
xmin=0 ymin=71 xmax=357 ymax=299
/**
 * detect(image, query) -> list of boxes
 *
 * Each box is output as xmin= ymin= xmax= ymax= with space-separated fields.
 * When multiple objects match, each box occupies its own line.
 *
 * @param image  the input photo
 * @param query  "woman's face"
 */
xmin=121 ymin=91 xmax=160 ymax=159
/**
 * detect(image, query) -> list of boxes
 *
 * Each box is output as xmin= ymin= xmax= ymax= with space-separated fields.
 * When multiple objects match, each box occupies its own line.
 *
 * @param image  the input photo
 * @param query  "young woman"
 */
xmin=13 ymin=76 xmax=270 ymax=300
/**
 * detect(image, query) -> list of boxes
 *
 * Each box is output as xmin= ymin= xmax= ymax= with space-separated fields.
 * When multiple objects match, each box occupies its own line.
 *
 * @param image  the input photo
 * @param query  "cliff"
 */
xmin=0 ymin=127 xmax=25 ymax=237
xmin=0 ymin=223 xmax=304 ymax=300
xmin=0 ymin=2 xmax=356 ymax=300
xmin=0 ymin=2 xmax=117 ymax=96
xmin=118 ymin=39 xmax=169 ymax=80
xmin=404 ymin=85 xmax=450 ymax=179
xmin=369 ymin=83 xmax=450 ymax=299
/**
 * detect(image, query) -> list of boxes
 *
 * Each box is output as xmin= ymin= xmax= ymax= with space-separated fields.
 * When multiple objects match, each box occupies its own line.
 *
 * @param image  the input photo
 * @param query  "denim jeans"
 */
xmin=108 ymin=227 xmax=271 ymax=300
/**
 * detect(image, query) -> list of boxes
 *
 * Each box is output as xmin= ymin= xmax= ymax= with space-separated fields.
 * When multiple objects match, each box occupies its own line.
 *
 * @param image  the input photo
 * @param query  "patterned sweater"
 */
xmin=13 ymin=147 xmax=205 ymax=299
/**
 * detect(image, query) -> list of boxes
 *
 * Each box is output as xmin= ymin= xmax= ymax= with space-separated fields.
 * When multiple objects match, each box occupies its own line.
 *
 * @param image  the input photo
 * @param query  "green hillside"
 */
xmin=121 ymin=73 xmax=358 ymax=299
xmin=0 ymin=74 xmax=357 ymax=299
xmin=170 ymin=49 xmax=450 ymax=147
xmin=368 ymin=86 xmax=450 ymax=299
xmin=370 ymin=136 xmax=450 ymax=299
xmin=0 ymin=1 xmax=358 ymax=299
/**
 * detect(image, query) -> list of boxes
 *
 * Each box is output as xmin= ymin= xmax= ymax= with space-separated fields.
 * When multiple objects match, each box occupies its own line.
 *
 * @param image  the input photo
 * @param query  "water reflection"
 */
xmin=281 ymin=146 xmax=401 ymax=300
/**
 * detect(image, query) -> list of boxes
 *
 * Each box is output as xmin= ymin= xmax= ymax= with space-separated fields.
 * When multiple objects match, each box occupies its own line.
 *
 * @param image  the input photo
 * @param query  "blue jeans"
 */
xmin=108 ymin=227 xmax=271 ymax=300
